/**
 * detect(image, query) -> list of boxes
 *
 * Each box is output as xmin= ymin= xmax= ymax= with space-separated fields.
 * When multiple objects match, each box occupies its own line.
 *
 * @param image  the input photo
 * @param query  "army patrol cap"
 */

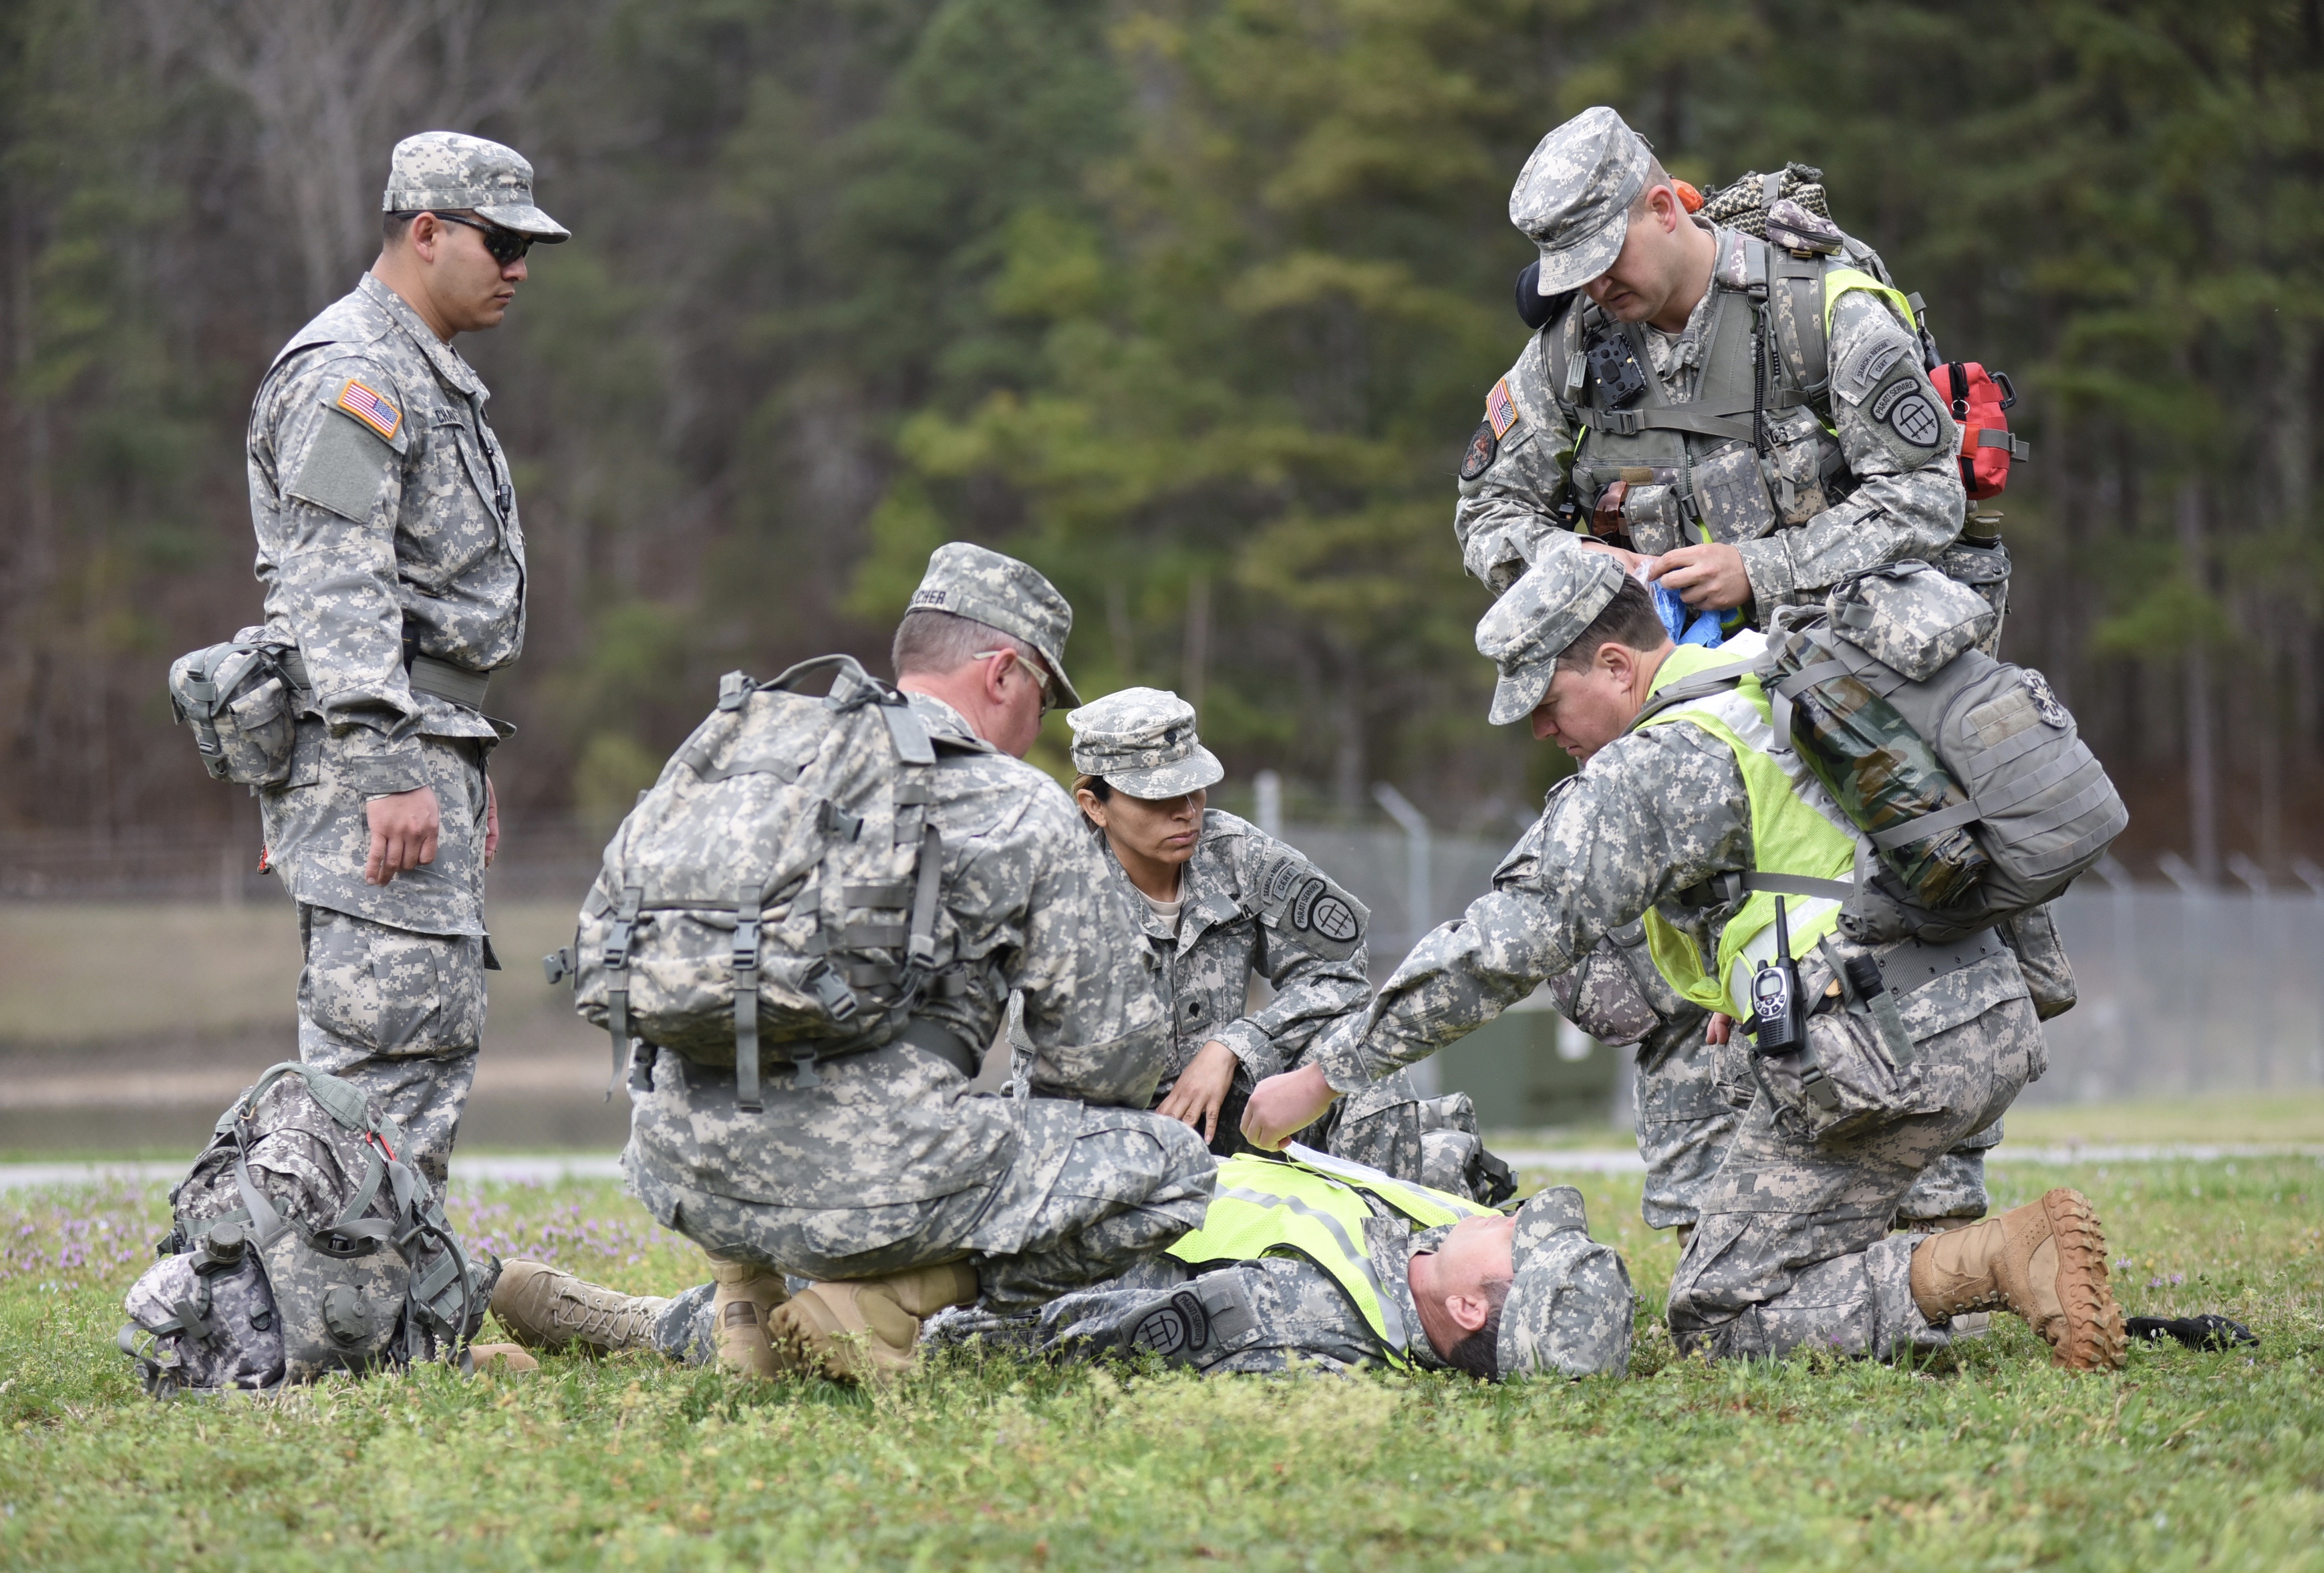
xmin=1066 ymin=687 xmax=1224 ymax=800
xmin=382 ymin=132 xmax=570 ymax=241
xmin=1476 ymin=549 xmax=1628 ymax=725
xmin=1496 ymin=1185 xmax=1596 ymax=1379
xmin=907 ymin=543 xmax=1083 ymax=709
xmin=1510 ymin=106 xmax=1653 ymax=295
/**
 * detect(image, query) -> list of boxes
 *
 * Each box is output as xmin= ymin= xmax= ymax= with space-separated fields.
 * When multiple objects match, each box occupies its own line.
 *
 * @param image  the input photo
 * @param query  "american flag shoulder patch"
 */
xmin=1486 ymin=378 xmax=1521 ymax=440
xmin=336 ymin=378 xmax=402 ymax=441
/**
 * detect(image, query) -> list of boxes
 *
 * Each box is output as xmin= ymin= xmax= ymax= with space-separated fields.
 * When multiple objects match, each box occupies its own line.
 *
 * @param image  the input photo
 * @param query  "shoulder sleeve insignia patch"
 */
xmin=1487 ymin=378 xmax=1522 ymax=440
xmin=335 ymin=378 xmax=402 ymax=441
xmin=1459 ymin=419 xmax=1498 ymax=482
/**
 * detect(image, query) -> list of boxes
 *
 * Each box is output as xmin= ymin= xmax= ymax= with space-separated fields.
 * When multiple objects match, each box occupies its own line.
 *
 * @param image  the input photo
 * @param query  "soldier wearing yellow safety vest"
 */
xmin=1244 ymin=553 xmax=2128 ymax=1371
xmin=485 ymin=1145 xmax=1634 ymax=1381
xmin=1456 ymin=105 xmax=2011 ymax=1264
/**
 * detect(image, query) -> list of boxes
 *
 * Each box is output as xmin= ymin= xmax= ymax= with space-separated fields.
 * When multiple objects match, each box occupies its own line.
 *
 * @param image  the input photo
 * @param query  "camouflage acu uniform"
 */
xmin=1455 ymin=106 xmax=1967 ymax=615
xmin=658 ymin=1172 xmax=1632 ymax=1380
xmin=624 ymin=676 xmax=1215 ymax=1312
xmin=1316 ymin=555 xmax=2042 ymax=1362
xmin=248 ymin=134 xmax=566 ymax=1185
xmin=1065 ymin=687 xmax=1445 ymax=1181
xmin=1539 ymin=813 xmax=1999 ymax=1236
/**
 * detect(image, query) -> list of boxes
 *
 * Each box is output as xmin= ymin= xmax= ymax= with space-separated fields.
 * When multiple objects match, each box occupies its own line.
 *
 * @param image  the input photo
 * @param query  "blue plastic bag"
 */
xmin=1651 ymin=579 xmax=1723 ymax=648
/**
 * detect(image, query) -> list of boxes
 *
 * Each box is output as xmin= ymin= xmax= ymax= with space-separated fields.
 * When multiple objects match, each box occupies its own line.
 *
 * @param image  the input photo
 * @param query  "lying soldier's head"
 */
xmin=1478 ymin=551 xmax=1674 ymax=764
xmin=1411 ymin=1185 xmax=1633 ymax=1379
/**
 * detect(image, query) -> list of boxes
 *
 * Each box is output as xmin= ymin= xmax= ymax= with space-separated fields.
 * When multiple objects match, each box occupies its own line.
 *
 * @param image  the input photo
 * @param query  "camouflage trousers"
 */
xmin=295 ymin=905 xmax=485 ymax=1189
xmin=627 ymin=1101 xmax=1216 ymax=1314
xmin=1665 ymin=994 xmax=2040 ymax=1361
xmin=263 ymin=724 xmax=494 ymax=1189
xmin=1638 ymin=1030 xmax=2003 ymax=1237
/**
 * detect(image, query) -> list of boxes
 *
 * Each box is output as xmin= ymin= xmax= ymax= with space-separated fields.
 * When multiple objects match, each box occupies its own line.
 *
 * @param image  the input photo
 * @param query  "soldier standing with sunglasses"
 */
xmin=243 ymin=132 xmax=566 ymax=1186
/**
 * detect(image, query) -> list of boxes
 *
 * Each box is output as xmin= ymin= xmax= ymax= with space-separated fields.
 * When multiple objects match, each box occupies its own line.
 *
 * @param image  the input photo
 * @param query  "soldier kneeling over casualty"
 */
xmin=1241 ymin=553 xmax=2130 ymax=1371
xmin=580 ymin=545 xmax=1215 ymax=1386
xmin=1065 ymin=688 xmax=1512 ymax=1201
xmin=488 ymin=1146 xmax=1632 ymax=1380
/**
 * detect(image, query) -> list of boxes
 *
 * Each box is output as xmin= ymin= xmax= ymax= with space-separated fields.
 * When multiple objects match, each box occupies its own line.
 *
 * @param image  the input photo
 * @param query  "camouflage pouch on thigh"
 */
xmin=118 ymin=1062 xmax=495 ymax=1396
xmin=1755 ymin=997 xmax=1938 ymax=1144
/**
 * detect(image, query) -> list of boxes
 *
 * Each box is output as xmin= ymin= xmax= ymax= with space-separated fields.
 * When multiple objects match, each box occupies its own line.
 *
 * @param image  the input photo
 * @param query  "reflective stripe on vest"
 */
xmin=1633 ymin=634 xmax=1864 ymax=1017
xmin=1165 ymin=1145 xmax=1491 ymax=1363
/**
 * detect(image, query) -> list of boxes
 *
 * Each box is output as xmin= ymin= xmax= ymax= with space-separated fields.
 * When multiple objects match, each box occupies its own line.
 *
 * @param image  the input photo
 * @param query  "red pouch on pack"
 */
xmin=1929 ymin=362 xmax=2027 ymax=500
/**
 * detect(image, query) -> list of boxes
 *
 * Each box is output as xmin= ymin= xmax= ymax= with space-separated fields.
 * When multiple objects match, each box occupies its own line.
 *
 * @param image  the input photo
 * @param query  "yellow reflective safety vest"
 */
xmin=1632 ymin=633 xmax=1866 ymax=1018
xmin=1167 ymin=1143 xmax=1493 ymax=1367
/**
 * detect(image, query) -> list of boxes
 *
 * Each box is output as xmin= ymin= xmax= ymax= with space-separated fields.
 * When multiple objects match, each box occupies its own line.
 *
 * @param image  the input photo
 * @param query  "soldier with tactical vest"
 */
xmin=490 ymin=1147 xmax=1633 ymax=1382
xmin=1464 ymin=106 xmax=2014 ymax=1252
xmin=243 ymin=133 xmax=567 ymax=1187
xmin=1243 ymin=553 xmax=2128 ymax=1369
xmin=1066 ymin=689 xmax=1508 ymax=1199
xmin=611 ymin=545 xmax=1216 ymax=1385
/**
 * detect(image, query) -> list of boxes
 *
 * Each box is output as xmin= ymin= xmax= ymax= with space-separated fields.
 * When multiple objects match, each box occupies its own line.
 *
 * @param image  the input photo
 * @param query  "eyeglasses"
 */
xmin=426 ymin=211 xmax=533 ymax=266
xmin=973 ymin=649 xmax=1055 ymax=714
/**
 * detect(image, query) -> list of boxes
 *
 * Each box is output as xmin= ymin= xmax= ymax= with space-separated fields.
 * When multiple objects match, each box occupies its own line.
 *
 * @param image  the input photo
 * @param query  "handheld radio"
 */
xmin=1748 ymin=896 xmax=1806 ymax=1054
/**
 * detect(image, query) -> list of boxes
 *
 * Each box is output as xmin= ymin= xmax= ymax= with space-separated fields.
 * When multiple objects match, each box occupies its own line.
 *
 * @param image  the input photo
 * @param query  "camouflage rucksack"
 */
xmin=558 ymin=654 xmax=966 ymax=1111
xmin=118 ymin=1062 xmax=494 ymax=1396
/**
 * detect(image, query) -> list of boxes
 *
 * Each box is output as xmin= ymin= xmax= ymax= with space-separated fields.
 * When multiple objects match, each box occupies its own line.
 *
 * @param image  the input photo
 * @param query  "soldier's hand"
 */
xmin=364 ymin=786 xmax=442 ymax=885
xmin=1156 ymin=1040 xmax=1240 ymax=1143
xmin=1240 ymin=1062 xmax=1337 ymax=1152
xmin=1650 ymin=542 xmax=1752 ymax=610
xmin=1574 ymin=539 xmax=1650 ymax=574
xmin=1706 ymin=1012 xmax=1733 ymax=1046
xmin=483 ymin=774 xmax=500 ymax=869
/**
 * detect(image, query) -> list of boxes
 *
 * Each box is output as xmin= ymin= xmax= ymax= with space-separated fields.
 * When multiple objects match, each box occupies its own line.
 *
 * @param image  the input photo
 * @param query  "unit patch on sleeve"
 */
xmin=335 ymin=378 xmax=402 ymax=442
xmin=1459 ymin=419 xmax=1498 ymax=482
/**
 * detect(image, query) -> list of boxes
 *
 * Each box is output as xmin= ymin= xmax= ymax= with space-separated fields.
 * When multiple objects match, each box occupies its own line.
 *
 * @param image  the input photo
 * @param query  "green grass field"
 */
xmin=3 ymin=1154 xmax=2320 ymax=1570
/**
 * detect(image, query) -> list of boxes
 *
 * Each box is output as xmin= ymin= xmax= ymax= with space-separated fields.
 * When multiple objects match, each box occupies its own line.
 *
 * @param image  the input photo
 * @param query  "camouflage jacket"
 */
xmin=625 ymin=693 xmax=1171 ymax=1210
xmin=952 ymin=1211 xmax=1457 ymax=1375
xmin=247 ymin=273 xmax=526 ymax=796
xmin=1100 ymin=811 xmax=1372 ymax=1091
xmin=1455 ymin=223 xmax=1965 ymax=615
xmin=1313 ymin=715 xmax=2028 ymax=1094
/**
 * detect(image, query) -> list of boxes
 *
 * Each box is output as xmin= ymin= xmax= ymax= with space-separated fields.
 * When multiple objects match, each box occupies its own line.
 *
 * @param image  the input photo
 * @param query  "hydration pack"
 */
xmin=119 ymin=1062 xmax=493 ymax=1397
xmin=558 ymin=655 xmax=965 ymax=1112
xmin=166 ymin=628 xmax=299 ymax=789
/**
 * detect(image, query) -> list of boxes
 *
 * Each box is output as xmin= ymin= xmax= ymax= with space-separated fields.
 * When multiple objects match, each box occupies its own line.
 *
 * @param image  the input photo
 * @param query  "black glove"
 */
xmin=2126 ymin=1314 xmax=2257 ymax=1351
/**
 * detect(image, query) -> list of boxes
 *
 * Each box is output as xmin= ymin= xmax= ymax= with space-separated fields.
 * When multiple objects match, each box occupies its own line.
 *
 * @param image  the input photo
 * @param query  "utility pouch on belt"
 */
xmin=166 ymin=629 xmax=299 ymax=789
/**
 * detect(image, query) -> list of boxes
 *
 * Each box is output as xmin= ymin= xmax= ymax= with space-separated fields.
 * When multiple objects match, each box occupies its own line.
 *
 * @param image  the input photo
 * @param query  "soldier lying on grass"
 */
xmin=486 ymin=1147 xmax=1634 ymax=1381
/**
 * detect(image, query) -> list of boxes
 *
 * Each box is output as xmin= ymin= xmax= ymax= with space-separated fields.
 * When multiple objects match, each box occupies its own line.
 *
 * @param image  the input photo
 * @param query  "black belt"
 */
xmin=895 ymin=1018 xmax=980 ymax=1079
xmin=277 ymin=650 xmax=492 ymax=710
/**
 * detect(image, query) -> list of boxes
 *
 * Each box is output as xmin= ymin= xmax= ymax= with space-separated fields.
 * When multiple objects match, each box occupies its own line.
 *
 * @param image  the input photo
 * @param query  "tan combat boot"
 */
xmin=708 ymin=1253 xmax=791 ymax=1380
xmin=490 ymin=1259 xmax=671 ymax=1354
xmin=766 ymin=1262 xmax=980 ymax=1386
xmin=1908 ymin=1187 xmax=2128 ymax=1371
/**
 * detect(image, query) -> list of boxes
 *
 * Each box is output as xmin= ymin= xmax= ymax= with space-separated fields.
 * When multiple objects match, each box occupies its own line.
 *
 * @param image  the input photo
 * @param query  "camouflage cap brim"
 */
xmin=1488 ymin=661 xmax=1558 ymax=728
xmin=1102 ymin=744 xmax=1225 ymax=801
xmin=471 ymin=202 xmax=571 ymax=241
xmin=1534 ymin=207 xmax=1630 ymax=295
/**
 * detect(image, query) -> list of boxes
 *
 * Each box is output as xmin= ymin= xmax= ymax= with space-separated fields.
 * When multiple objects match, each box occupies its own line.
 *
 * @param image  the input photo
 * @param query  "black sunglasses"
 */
xmin=426 ymin=211 xmax=533 ymax=266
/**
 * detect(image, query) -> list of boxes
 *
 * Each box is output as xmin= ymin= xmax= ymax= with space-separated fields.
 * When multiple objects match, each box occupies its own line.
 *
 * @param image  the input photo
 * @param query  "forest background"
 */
xmin=3 ymin=0 xmax=2318 ymax=879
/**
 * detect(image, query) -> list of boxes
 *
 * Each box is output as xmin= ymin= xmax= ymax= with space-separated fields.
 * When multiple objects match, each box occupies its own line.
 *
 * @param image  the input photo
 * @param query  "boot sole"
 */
xmin=2037 ymin=1188 xmax=2128 ymax=1373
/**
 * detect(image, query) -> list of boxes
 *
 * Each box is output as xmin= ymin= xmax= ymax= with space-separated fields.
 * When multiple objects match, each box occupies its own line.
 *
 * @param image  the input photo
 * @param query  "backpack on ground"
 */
xmin=118 ymin=1062 xmax=494 ymax=1396
xmin=559 ymin=655 xmax=966 ymax=1112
